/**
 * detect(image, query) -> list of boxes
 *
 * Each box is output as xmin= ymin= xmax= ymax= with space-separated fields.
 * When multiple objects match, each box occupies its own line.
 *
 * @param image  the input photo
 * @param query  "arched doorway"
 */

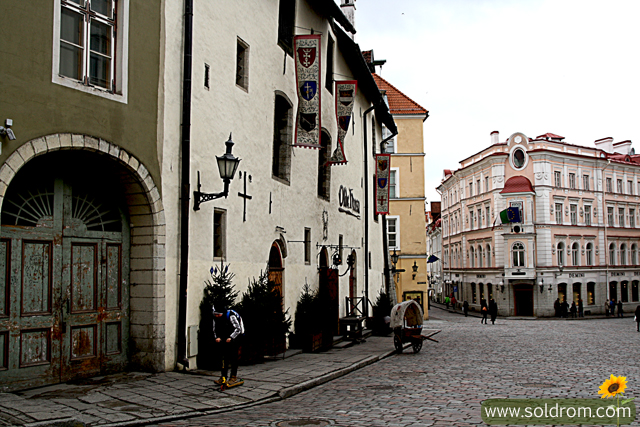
xmin=0 ymin=151 xmax=132 ymax=389
xmin=267 ymin=242 xmax=285 ymax=355
xmin=513 ymin=283 xmax=534 ymax=316
xmin=318 ymin=247 xmax=338 ymax=348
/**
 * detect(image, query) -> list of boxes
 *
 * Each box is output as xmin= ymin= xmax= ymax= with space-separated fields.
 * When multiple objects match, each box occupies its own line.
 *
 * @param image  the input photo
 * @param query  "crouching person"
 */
xmin=213 ymin=305 xmax=245 ymax=387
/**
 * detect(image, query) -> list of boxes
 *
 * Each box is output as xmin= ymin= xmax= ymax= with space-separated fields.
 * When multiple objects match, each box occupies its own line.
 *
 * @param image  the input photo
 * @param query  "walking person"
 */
xmin=451 ymin=295 xmax=457 ymax=311
xmin=445 ymin=295 xmax=450 ymax=310
xmin=480 ymin=299 xmax=488 ymax=324
xmin=570 ymin=301 xmax=577 ymax=318
xmin=635 ymin=305 xmax=640 ymax=332
xmin=610 ymin=299 xmax=616 ymax=317
xmin=554 ymin=298 xmax=561 ymax=318
xmin=578 ymin=299 xmax=584 ymax=318
xmin=489 ymin=298 xmax=498 ymax=325
xmin=617 ymin=300 xmax=624 ymax=318
xmin=605 ymin=299 xmax=610 ymax=317
xmin=213 ymin=305 xmax=245 ymax=388
xmin=561 ymin=299 xmax=569 ymax=318
xmin=463 ymin=300 xmax=469 ymax=317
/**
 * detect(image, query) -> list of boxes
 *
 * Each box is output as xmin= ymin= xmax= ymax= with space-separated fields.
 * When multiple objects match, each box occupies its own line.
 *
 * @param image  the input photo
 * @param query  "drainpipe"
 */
xmin=380 ymin=129 xmax=398 ymax=305
xmin=177 ymin=0 xmax=193 ymax=369
xmin=362 ymin=104 xmax=376 ymax=316
xmin=602 ymin=158 xmax=611 ymax=304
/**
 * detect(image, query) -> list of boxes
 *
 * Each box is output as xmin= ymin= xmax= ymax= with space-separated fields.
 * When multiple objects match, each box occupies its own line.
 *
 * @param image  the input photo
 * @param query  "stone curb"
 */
xmin=46 ymin=349 xmax=399 ymax=427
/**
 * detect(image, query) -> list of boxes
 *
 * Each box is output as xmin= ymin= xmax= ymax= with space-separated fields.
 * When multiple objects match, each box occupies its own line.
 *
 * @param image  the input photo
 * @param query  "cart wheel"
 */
xmin=412 ymin=338 xmax=422 ymax=353
xmin=394 ymin=334 xmax=403 ymax=354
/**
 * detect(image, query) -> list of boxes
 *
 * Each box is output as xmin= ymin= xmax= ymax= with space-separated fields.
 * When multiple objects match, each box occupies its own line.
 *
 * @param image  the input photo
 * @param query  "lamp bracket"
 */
xmin=193 ymin=171 xmax=229 ymax=211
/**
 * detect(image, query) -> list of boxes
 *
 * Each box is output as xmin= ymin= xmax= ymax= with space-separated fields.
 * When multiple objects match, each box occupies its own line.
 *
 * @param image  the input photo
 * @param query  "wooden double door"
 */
xmin=0 ymin=177 xmax=129 ymax=391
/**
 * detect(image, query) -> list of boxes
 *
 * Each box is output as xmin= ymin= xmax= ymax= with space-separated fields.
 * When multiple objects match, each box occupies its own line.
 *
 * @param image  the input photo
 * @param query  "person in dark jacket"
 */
xmin=610 ymin=299 xmax=616 ymax=317
xmin=570 ymin=301 xmax=577 ymax=318
xmin=213 ymin=305 xmax=244 ymax=387
xmin=462 ymin=300 xmax=469 ymax=317
xmin=489 ymin=299 xmax=498 ymax=325
xmin=578 ymin=299 xmax=584 ymax=318
xmin=635 ymin=305 xmax=640 ymax=331
xmin=561 ymin=299 xmax=569 ymax=318
xmin=617 ymin=300 xmax=623 ymax=318
xmin=554 ymin=298 xmax=561 ymax=317
xmin=480 ymin=299 xmax=488 ymax=324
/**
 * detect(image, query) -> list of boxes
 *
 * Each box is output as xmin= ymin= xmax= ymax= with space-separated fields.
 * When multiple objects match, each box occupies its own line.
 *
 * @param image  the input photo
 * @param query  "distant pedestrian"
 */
xmin=451 ymin=295 xmax=457 ymax=311
xmin=554 ymin=298 xmax=561 ymax=317
xmin=578 ymin=299 xmax=584 ymax=318
xmin=570 ymin=302 xmax=577 ymax=318
xmin=463 ymin=300 xmax=469 ymax=317
xmin=445 ymin=296 xmax=450 ymax=310
xmin=489 ymin=299 xmax=498 ymax=325
xmin=617 ymin=300 xmax=623 ymax=318
xmin=605 ymin=299 xmax=610 ymax=317
xmin=561 ymin=299 xmax=569 ymax=318
xmin=635 ymin=305 xmax=640 ymax=332
xmin=213 ymin=305 xmax=245 ymax=388
xmin=480 ymin=299 xmax=488 ymax=324
xmin=610 ymin=299 xmax=616 ymax=317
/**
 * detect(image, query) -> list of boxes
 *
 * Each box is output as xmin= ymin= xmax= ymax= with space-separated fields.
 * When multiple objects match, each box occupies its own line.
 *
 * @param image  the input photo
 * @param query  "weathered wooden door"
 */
xmin=0 ymin=176 xmax=128 ymax=391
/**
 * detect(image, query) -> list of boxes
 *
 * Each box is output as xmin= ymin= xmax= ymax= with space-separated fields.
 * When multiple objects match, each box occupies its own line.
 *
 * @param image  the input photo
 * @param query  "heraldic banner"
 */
xmin=294 ymin=35 xmax=322 ymax=149
xmin=328 ymin=80 xmax=358 ymax=165
xmin=376 ymin=153 xmax=391 ymax=215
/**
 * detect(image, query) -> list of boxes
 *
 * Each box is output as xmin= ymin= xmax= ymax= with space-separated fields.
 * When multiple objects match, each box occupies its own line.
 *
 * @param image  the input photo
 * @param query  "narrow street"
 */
xmin=153 ymin=309 xmax=640 ymax=427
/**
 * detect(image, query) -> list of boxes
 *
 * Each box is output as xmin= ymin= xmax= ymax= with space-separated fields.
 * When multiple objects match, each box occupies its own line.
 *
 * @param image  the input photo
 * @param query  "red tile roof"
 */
xmin=372 ymin=73 xmax=428 ymax=116
xmin=535 ymin=133 xmax=565 ymax=140
xmin=500 ymin=176 xmax=534 ymax=194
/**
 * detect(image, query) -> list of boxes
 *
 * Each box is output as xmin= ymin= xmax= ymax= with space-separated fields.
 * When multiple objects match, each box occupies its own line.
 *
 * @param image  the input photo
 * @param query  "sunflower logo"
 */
xmin=599 ymin=375 xmax=627 ymax=399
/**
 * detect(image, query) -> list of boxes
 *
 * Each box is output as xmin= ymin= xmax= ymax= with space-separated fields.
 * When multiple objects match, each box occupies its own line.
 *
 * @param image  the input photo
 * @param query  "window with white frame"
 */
xmin=477 ymin=208 xmax=482 ymax=228
xmin=486 ymin=206 xmax=491 ymax=226
xmin=555 ymin=203 xmax=563 ymax=224
xmin=571 ymin=242 xmax=579 ymax=266
xmin=583 ymin=175 xmax=590 ymax=191
xmin=389 ymin=169 xmax=398 ymax=198
xmin=630 ymin=208 xmax=636 ymax=228
xmin=54 ymin=0 xmax=129 ymax=101
xmin=629 ymin=180 xmax=634 ymax=195
xmin=608 ymin=207 xmax=614 ymax=226
xmin=485 ymin=176 xmax=489 ymax=193
xmin=383 ymin=126 xmax=395 ymax=153
xmin=469 ymin=208 xmax=474 ymax=229
xmin=621 ymin=243 xmax=627 ymax=265
xmin=609 ymin=242 xmax=616 ymax=265
xmin=586 ymin=242 xmax=593 ymax=266
xmin=584 ymin=205 xmax=591 ymax=226
xmin=469 ymin=181 xmax=473 ymax=197
xmin=512 ymin=242 xmax=525 ymax=267
xmin=617 ymin=179 xmax=623 ymax=194
xmin=236 ymin=37 xmax=250 ymax=90
xmin=387 ymin=217 xmax=399 ymax=249
xmin=486 ymin=244 xmax=491 ymax=267
xmin=569 ymin=173 xmax=576 ymax=189
xmin=557 ymin=242 xmax=565 ymax=266
xmin=554 ymin=171 xmax=562 ymax=187
xmin=470 ymin=247 xmax=475 ymax=268
xmin=606 ymin=178 xmax=613 ymax=193
xmin=619 ymin=207 xmax=625 ymax=227
xmin=570 ymin=204 xmax=577 ymax=225
xmin=213 ymin=209 xmax=226 ymax=260
xmin=632 ymin=244 xmax=638 ymax=265
xmin=477 ymin=245 xmax=483 ymax=268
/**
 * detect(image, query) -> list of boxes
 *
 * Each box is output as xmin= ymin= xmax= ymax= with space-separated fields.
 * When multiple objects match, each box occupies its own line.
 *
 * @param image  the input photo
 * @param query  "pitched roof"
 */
xmin=534 ymin=133 xmax=565 ymax=141
xmin=372 ymin=73 xmax=428 ymax=116
xmin=500 ymin=176 xmax=534 ymax=194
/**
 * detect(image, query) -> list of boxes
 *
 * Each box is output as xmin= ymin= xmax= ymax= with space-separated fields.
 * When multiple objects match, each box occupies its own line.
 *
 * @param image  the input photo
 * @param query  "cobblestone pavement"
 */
xmin=153 ymin=309 xmax=640 ymax=427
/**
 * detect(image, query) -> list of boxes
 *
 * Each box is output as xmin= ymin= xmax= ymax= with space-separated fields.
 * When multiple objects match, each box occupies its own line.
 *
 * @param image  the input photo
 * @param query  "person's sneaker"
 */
xmin=228 ymin=376 xmax=244 ymax=387
xmin=214 ymin=377 xmax=226 ymax=385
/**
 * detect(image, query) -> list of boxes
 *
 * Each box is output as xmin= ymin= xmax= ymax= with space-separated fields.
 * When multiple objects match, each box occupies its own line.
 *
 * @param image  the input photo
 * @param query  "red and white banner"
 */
xmin=293 ymin=35 xmax=321 ymax=149
xmin=376 ymin=154 xmax=391 ymax=215
xmin=327 ymin=80 xmax=357 ymax=165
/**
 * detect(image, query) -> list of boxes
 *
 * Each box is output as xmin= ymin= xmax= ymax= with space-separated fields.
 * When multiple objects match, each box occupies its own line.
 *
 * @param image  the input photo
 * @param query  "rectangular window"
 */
xmin=569 ymin=173 xmax=576 ymax=189
xmin=617 ymin=179 xmax=623 ymax=194
xmin=236 ymin=38 xmax=249 ymax=90
xmin=554 ymin=171 xmax=561 ymax=187
xmin=485 ymin=176 xmax=489 ymax=193
xmin=204 ymin=63 xmax=210 ymax=89
xmin=486 ymin=206 xmax=491 ymax=226
xmin=632 ymin=282 xmax=639 ymax=302
xmin=389 ymin=170 xmax=397 ymax=199
xmin=304 ymin=228 xmax=311 ymax=264
xmin=383 ymin=126 xmax=395 ymax=153
xmin=477 ymin=180 xmax=481 ymax=194
xmin=629 ymin=180 xmax=634 ymax=195
xmin=277 ymin=0 xmax=295 ymax=55
xmin=619 ymin=207 xmax=625 ymax=227
xmin=469 ymin=182 xmax=473 ymax=197
xmin=477 ymin=208 xmax=482 ymax=228
xmin=585 ymin=205 xmax=591 ymax=226
xmin=606 ymin=178 xmax=613 ymax=193
xmin=555 ymin=203 xmax=563 ymax=224
xmin=325 ymin=36 xmax=334 ymax=93
xmin=387 ymin=218 xmax=398 ymax=249
xmin=608 ymin=207 xmax=614 ymax=226
xmin=587 ymin=283 xmax=595 ymax=305
xmin=469 ymin=209 xmax=474 ymax=229
xmin=213 ymin=209 xmax=226 ymax=259
xmin=583 ymin=175 xmax=590 ymax=191
xmin=630 ymin=209 xmax=635 ymax=228
xmin=570 ymin=204 xmax=577 ymax=225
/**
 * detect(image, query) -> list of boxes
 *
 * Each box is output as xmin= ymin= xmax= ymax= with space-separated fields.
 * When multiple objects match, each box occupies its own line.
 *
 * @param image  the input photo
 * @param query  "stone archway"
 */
xmin=0 ymin=134 xmax=165 ymax=391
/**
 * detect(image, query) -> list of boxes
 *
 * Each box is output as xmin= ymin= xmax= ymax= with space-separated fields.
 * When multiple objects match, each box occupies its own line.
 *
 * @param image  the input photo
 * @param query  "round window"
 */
xmin=513 ymin=148 xmax=526 ymax=169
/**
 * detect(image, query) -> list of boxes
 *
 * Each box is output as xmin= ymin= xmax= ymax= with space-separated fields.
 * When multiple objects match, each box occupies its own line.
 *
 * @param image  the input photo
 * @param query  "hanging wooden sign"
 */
xmin=293 ymin=35 xmax=322 ymax=149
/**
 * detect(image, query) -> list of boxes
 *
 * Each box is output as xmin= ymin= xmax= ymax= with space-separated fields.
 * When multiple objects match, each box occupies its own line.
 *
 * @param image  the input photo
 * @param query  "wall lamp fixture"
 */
xmin=193 ymin=133 xmax=241 ymax=211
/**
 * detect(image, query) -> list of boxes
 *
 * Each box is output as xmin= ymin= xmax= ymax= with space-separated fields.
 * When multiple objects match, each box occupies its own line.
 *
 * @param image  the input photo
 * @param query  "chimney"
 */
xmin=613 ymin=140 xmax=632 ymax=155
xmin=594 ymin=137 xmax=614 ymax=153
xmin=340 ymin=0 xmax=356 ymax=37
xmin=490 ymin=131 xmax=499 ymax=145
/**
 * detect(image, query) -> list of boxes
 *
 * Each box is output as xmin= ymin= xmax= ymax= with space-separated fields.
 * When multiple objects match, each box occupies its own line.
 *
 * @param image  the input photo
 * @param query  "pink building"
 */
xmin=438 ymin=131 xmax=640 ymax=317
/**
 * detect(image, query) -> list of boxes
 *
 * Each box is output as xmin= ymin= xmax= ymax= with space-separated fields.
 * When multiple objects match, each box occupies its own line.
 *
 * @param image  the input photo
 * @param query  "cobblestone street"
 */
xmin=154 ymin=309 xmax=640 ymax=427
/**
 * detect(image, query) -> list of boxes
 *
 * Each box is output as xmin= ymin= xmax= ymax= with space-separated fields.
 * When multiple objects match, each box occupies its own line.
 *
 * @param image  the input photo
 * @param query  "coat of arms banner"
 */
xmin=376 ymin=153 xmax=391 ymax=214
xmin=294 ymin=35 xmax=322 ymax=149
xmin=327 ymin=80 xmax=358 ymax=165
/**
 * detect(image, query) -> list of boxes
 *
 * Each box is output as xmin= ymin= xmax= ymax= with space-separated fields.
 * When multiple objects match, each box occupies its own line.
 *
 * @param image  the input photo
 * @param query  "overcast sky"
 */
xmin=350 ymin=0 xmax=640 ymax=204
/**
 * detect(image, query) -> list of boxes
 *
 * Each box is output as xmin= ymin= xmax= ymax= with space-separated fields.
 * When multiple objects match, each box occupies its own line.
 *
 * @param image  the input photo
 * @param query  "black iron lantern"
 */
xmin=412 ymin=261 xmax=419 ymax=273
xmin=193 ymin=133 xmax=241 ymax=211
xmin=391 ymin=249 xmax=399 ymax=266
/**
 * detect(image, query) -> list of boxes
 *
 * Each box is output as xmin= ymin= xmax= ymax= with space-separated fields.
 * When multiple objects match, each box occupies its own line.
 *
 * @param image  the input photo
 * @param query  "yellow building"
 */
xmin=373 ymin=73 xmax=430 ymax=317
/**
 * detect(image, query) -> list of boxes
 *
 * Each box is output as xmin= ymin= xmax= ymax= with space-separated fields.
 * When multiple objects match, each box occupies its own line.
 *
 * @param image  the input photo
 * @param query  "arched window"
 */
xmin=586 ymin=242 xmax=593 ymax=266
xmin=620 ymin=244 xmax=627 ymax=266
xmin=512 ymin=242 xmax=525 ymax=267
xmin=609 ymin=242 xmax=616 ymax=265
xmin=470 ymin=247 xmax=475 ymax=268
xmin=571 ymin=242 xmax=580 ymax=266
xmin=486 ymin=244 xmax=491 ymax=267
xmin=557 ymin=242 xmax=565 ymax=266
xmin=477 ymin=245 xmax=483 ymax=268
xmin=272 ymin=93 xmax=293 ymax=182
xmin=632 ymin=244 xmax=638 ymax=265
xmin=317 ymin=131 xmax=331 ymax=200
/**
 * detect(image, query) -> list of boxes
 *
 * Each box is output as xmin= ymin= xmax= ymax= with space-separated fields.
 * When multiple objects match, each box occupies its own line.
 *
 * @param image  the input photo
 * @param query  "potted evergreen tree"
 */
xmin=371 ymin=290 xmax=393 ymax=336
xmin=291 ymin=284 xmax=323 ymax=352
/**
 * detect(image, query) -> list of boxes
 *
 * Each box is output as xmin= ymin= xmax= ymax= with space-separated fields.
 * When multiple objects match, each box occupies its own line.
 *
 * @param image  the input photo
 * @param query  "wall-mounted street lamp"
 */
xmin=193 ymin=134 xmax=241 ymax=211
xmin=499 ymin=272 xmax=505 ymax=293
xmin=412 ymin=261 xmax=419 ymax=280
xmin=538 ymin=273 xmax=544 ymax=294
